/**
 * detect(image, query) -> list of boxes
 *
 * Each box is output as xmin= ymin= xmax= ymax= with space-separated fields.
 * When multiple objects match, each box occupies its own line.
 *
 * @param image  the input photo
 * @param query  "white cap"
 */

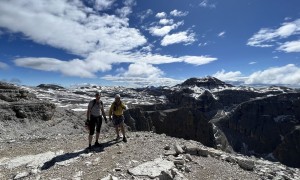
xmin=115 ymin=94 xmax=121 ymax=98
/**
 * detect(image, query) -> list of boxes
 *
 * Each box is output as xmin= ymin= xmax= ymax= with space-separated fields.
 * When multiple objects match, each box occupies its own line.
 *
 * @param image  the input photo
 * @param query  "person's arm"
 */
xmin=87 ymin=101 xmax=91 ymax=120
xmin=86 ymin=102 xmax=91 ymax=126
xmin=101 ymin=106 xmax=107 ymax=123
xmin=121 ymin=101 xmax=126 ymax=110
xmin=109 ymin=104 xmax=113 ymax=121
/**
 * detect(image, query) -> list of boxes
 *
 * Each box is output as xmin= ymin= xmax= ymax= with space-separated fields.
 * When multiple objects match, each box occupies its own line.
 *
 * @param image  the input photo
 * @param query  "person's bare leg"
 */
xmin=120 ymin=123 xmax=125 ymax=137
xmin=115 ymin=126 xmax=119 ymax=137
xmin=121 ymin=123 xmax=127 ymax=142
xmin=95 ymin=132 xmax=100 ymax=142
xmin=89 ymin=135 xmax=93 ymax=146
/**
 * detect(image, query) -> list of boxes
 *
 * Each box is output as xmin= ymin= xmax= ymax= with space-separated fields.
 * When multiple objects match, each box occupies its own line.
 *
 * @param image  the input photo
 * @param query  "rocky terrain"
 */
xmin=1 ymin=131 xmax=299 ymax=180
xmin=0 ymin=78 xmax=300 ymax=179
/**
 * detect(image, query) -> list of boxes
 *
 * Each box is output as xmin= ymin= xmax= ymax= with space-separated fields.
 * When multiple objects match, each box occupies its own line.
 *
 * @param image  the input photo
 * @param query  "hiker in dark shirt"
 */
xmin=86 ymin=92 xmax=107 ymax=150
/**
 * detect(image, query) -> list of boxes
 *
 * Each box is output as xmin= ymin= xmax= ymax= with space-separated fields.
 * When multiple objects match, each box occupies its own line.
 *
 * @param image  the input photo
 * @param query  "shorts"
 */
xmin=89 ymin=115 xmax=102 ymax=135
xmin=113 ymin=115 xmax=124 ymax=126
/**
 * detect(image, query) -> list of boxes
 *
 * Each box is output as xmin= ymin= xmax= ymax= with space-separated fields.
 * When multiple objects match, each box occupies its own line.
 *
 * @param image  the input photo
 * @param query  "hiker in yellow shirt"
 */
xmin=109 ymin=94 xmax=127 ymax=142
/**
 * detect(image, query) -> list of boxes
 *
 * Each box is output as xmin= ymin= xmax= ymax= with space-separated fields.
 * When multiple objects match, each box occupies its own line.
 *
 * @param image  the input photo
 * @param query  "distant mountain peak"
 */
xmin=178 ymin=76 xmax=234 ymax=89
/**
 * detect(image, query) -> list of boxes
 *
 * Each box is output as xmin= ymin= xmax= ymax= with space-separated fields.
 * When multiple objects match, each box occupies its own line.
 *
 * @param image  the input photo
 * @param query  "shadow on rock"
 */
xmin=41 ymin=139 xmax=118 ymax=170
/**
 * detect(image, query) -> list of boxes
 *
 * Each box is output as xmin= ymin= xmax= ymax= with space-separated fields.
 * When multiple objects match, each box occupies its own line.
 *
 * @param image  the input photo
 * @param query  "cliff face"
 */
xmin=125 ymin=107 xmax=215 ymax=147
xmin=215 ymin=93 xmax=300 ymax=167
xmin=124 ymin=77 xmax=300 ymax=167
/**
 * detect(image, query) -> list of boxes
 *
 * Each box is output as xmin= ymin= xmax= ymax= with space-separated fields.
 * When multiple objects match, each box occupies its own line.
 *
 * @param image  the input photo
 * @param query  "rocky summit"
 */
xmin=0 ymin=77 xmax=300 ymax=180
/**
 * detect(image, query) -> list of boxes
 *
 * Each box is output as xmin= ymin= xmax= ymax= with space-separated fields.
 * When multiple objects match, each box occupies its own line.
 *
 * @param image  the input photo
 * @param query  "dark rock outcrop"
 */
xmin=0 ymin=82 xmax=56 ymax=122
xmin=125 ymin=107 xmax=215 ymax=147
xmin=178 ymin=76 xmax=233 ymax=89
xmin=274 ymin=126 xmax=300 ymax=168
xmin=37 ymin=84 xmax=65 ymax=90
xmin=215 ymin=93 xmax=300 ymax=166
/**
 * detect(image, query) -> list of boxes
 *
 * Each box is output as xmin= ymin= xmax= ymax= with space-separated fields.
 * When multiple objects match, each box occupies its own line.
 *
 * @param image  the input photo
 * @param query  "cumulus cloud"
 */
xmin=170 ymin=10 xmax=188 ymax=17
xmin=0 ymin=0 xmax=146 ymax=56
xmin=247 ymin=19 xmax=300 ymax=51
xmin=161 ymin=31 xmax=196 ymax=46
xmin=249 ymin=61 xmax=257 ymax=65
xmin=245 ymin=64 xmax=300 ymax=85
xmin=213 ymin=69 xmax=244 ymax=82
xmin=0 ymin=0 xmax=217 ymax=82
xmin=94 ymin=0 xmax=116 ymax=11
xmin=159 ymin=18 xmax=174 ymax=25
xmin=0 ymin=61 xmax=9 ymax=70
xmin=149 ymin=21 xmax=183 ymax=37
xmin=277 ymin=40 xmax=300 ymax=52
xmin=102 ymin=62 xmax=181 ymax=86
xmin=155 ymin=12 xmax=167 ymax=19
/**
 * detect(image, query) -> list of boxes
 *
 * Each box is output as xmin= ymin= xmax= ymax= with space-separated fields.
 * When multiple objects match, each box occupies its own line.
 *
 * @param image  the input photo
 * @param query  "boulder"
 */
xmin=128 ymin=158 xmax=175 ymax=179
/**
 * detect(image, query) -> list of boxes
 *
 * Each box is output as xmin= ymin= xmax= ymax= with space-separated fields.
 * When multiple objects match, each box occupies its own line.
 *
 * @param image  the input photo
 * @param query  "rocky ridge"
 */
xmin=0 ymin=78 xmax=300 ymax=179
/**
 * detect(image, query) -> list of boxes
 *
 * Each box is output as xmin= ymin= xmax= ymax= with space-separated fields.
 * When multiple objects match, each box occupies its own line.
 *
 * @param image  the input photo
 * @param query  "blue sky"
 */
xmin=0 ymin=0 xmax=300 ymax=87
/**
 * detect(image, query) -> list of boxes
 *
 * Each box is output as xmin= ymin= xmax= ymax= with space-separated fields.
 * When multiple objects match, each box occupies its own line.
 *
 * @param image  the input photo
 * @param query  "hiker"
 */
xmin=109 ymin=94 xmax=127 ymax=142
xmin=86 ymin=92 xmax=107 ymax=150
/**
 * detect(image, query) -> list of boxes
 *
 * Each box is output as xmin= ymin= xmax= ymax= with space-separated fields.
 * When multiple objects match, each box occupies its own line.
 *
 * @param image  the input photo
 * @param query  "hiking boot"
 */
xmin=123 ymin=137 xmax=127 ymax=143
xmin=115 ymin=136 xmax=121 ymax=141
xmin=86 ymin=145 xmax=92 ymax=152
xmin=94 ymin=142 xmax=102 ymax=147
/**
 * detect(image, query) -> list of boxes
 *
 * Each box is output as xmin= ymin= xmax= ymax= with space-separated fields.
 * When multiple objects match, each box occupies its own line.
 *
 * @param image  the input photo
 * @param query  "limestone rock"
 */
xmin=128 ymin=158 xmax=175 ymax=178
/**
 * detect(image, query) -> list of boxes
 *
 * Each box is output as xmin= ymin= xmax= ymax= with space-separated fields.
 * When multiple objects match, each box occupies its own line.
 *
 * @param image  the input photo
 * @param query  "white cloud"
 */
xmin=212 ymin=69 xmax=244 ymax=82
xmin=14 ymin=57 xmax=111 ymax=78
xmin=161 ymin=31 xmax=196 ymax=46
xmin=170 ymin=10 xmax=188 ymax=17
xmin=273 ymin=56 xmax=279 ymax=59
xmin=116 ymin=6 xmax=132 ymax=18
xmin=155 ymin=12 xmax=167 ymax=19
xmin=102 ymin=75 xmax=182 ymax=87
xmin=199 ymin=0 xmax=216 ymax=8
xmin=249 ymin=61 xmax=257 ymax=65
xmin=149 ymin=25 xmax=176 ymax=37
xmin=181 ymin=56 xmax=217 ymax=66
xmin=0 ymin=0 xmax=146 ymax=56
xmin=149 ymin=21 xmax=183 ymax=37
xmin=94 ymin=0 xmax=116 ymax=11
xmin=14 ymin=51 xmax=218 ymax=78
xmin=116 ymin=0 xmax=136 ymax=18
xmin=0 ymin=0 xmax=217 ymax=80
xmin=247 ymin=19 xmax=300 ymax=50
xmin=0 ymin=62 xmax=9 ymax=70
xmin=245 ymin=64 xmax=300 ymax=85
xmin=159 ymin=19 xmax=174 ymax=25
xmin=123 ymin=62 xmax=164 ymax=78
xmin=218 ymin=31 xmax=225 ymax=37
xmin=277 ymin=40 xmax=300 ymax=53
xmin=102 ymin=62 xmax=181 ymax=87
